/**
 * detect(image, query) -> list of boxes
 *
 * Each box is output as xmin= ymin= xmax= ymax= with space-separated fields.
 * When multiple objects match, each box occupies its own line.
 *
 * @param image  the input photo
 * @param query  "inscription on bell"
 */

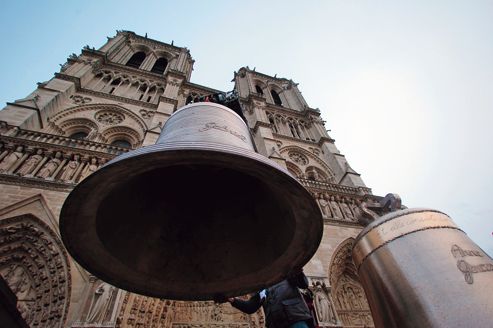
xmin=379 ymin=214 xmax=452 ymax=236
xmin=451 ymin=244 xmax=493 ymax=284
xmin=199 ymin=122 xmax=247 ymax=142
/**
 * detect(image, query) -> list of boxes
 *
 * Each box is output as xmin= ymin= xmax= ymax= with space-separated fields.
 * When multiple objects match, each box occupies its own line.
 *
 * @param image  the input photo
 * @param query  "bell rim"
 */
xmin=60 ymin=143 xmax=323 ymax=300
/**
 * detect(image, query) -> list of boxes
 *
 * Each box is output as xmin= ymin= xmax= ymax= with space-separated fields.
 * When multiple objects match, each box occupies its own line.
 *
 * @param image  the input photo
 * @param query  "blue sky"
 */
xmin=1 ymin=1 xmax=492 ymax=255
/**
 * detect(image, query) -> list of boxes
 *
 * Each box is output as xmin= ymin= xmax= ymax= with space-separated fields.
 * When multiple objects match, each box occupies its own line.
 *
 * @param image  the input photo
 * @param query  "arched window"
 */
xmin=69 ymin=131 xmax=88 ymax=140
xmin=109 ymin=78 xmax=121 ymax=94
xmin=255 ymin=85 xmax=264 ymax=95
xmin=268 ymin=116 xmax=278 ymax=133
xmin=270 ymin=89 xmax=283 ymax=106
xmin=137 ymin=84 xmax=148 ymax=101
xmin=111 ymin=139 xmax=132 ymax=148
xmin=126 ymin=52 xmax=146 ymax=69
xmin=151 ymin=57 xmax=168 ymax=74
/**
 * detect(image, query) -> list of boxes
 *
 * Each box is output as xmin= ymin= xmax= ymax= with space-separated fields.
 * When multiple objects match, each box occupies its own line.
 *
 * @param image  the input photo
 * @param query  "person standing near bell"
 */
xmin=227 ymin=270 xmax=315 ymax=328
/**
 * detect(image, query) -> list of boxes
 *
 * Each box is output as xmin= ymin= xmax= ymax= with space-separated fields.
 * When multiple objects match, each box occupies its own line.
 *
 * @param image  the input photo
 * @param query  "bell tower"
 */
xmin=234 ymin=66 xmax=366 ymax=188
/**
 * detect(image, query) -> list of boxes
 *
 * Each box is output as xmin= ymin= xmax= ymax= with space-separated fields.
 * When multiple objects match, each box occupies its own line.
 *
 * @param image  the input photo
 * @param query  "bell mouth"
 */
xmin=60 ymin=143 xmax=323 ymax=300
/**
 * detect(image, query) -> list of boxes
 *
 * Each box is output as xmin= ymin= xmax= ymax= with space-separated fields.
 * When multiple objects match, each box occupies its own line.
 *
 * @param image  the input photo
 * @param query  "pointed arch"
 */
xmin=286 ymin=161 xmax=302 ymax=178
xmin=279 ymin=145 xmax=335 ymax=182
xmin=270 ymin=89 xmax=283 ymax=106
xmin=126 ymin=51 xmax=146 ymax=69
xmin=0 ymin=214 xmax=71 ymax=328
xmin=151 ymin=57 xmax=168 ymax=74
xmin=328 ymin=238 xmax=374 ymax=327
xmin=49 ymin=103 xmax=148 ymax=144
xmin=101 ymin=126 xmax=141 ymax=149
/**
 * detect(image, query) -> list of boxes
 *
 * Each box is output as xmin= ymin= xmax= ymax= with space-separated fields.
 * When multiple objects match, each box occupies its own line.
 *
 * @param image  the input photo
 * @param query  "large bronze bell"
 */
xmin=60 ymin=102 xmax=323 ymax=300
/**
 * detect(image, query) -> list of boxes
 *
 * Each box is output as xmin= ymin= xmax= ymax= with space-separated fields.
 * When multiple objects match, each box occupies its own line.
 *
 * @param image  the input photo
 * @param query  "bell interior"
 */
xmin=96 ymin=163 xmax=295 ymax=285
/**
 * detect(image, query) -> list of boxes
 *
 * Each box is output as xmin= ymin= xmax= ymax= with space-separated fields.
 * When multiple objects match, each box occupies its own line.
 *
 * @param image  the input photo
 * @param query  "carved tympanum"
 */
xmin=0 ymin=214 xmax=71 ymax=328
xmin=329 ymin=238 xmax=374 ymax=327
xmin=114 ymin=293 xmax=264 ymax=328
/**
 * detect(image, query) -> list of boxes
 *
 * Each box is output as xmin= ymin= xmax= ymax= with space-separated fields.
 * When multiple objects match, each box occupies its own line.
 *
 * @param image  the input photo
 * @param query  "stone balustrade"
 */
xmin=299 ymin=178 xmax=371 ymax=196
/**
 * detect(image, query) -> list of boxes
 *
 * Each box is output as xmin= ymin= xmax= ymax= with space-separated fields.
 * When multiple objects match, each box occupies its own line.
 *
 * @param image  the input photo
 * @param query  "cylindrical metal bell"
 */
xmin=353 ymin=208 xmax=493 ymax=328
xmin=60 ymin=103 xmax=323 ymax=300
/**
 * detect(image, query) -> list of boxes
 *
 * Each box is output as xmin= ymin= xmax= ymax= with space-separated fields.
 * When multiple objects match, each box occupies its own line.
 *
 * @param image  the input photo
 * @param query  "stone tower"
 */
xmin=0 ymin=31 xmax=396 ymax=327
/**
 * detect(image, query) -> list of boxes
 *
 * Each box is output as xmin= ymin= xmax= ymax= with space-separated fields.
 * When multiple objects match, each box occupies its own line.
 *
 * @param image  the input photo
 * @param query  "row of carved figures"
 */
xmin=74 ymin=280 xmax=342 ymax=328
xmin=0 ymin=144 xmax=103 ymax=183
xmin=313 ymin=192 xmax=362 ymax=223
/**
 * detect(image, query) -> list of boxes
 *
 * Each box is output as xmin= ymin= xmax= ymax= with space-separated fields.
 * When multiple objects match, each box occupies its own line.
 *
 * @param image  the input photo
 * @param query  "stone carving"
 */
xmin=0 ymin=214 xmax=71 ymax=328
xmin=340 ymin=199 xmax=356 ymax=222
xmin=288 ymin=151 xmax=308 ymax=165
xmin=329 ymin=196 xmax=343 ymax=220
xmin=0 ymin=146 xmax=23 ymax=173
xmin=80 ymin=157 xmax=99 ymax=180
xmin=355 ymin=199 xmax=379 ymax=226
xmin=115 ymin=293 xmax=264 ymax=328
xmin=70 ymin=95 xmax=92 ymax=104
xmin=36 ymin=152 xmax=62 ymax=178
xmin=139 ymin=109 xmax=155 ymax=119
xmin=16 ymin=149 xmax=43 ymax=176
xmin=59 ymin=154 xmax=80 ymax=181
xmin=95 ymin=110 xmax=125 ymax=126
xmin=86 ymin=282 xmax=116 ymax=323
xmin=329 ymin=238 xmax=374 ymax=327
xmin=312 ymin=282 xmax=338 ymax=325
xmin=317 ymin=194 xmax=331 ymax=218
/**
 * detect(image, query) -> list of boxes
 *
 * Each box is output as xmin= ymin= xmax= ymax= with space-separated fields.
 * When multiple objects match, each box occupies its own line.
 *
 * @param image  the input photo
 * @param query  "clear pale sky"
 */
xmin=1 ymin=1 xmax=492 ymax=255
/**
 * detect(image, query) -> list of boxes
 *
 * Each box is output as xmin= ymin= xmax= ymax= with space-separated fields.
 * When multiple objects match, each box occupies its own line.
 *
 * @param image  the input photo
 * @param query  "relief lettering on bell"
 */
xmin=60 ymin=102 xmax=323 ymax=300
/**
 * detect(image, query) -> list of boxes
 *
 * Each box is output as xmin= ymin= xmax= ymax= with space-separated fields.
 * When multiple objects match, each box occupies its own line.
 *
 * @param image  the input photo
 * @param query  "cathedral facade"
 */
xmin=0 ymin=31 xmax=390 ymax=327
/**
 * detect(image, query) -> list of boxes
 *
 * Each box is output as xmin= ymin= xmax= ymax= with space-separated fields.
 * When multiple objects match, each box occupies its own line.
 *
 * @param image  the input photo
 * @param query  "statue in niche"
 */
xmin=37 ymin=152 xmax=62 ymax=178
xmin=314 ymin=288 xmax=337 ymax=324
xmin=317 ymin=194 xmax=331 ymax=217
xmin=340 ymin=199 xmax=355 ymax=221
xmin=80 ymin=157 xmax=98 ymax=180
xmin=60 ymin=154 xmax=80 ymax=181
xmin=342 ymin=285 xmax=364 ymax=310
xmin=329 ymin=196 xmax=343 ymax=219
xmin=0 ymin=146 xmax=23 ymax=173
xmin=86 ymin=282 xmax=114 ymax=323
xmin=17 ymin=149 xmax=43 ymax=176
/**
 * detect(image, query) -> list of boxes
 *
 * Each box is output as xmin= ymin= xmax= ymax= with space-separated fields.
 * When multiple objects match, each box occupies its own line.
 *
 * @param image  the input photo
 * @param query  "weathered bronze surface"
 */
xmin=60 ymin=102 xmax=323 ymax=301
xmin=353 ymin=208 xmax=493 ymax=328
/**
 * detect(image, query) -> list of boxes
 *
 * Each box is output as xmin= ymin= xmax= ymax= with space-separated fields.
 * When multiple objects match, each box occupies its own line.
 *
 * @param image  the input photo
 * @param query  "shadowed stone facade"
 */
xmin=0 ymin=31 xmax=398 ymax=327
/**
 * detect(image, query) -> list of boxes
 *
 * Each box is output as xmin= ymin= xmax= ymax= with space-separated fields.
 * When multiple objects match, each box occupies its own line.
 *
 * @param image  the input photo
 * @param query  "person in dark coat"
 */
xmin=227 ymin=270 xmax=315 ymax=328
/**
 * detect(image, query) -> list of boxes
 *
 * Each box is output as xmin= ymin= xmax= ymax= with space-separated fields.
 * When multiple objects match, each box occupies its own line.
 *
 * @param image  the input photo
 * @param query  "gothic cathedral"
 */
xmin=0 ymin=31 xmax=394 ymax=328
